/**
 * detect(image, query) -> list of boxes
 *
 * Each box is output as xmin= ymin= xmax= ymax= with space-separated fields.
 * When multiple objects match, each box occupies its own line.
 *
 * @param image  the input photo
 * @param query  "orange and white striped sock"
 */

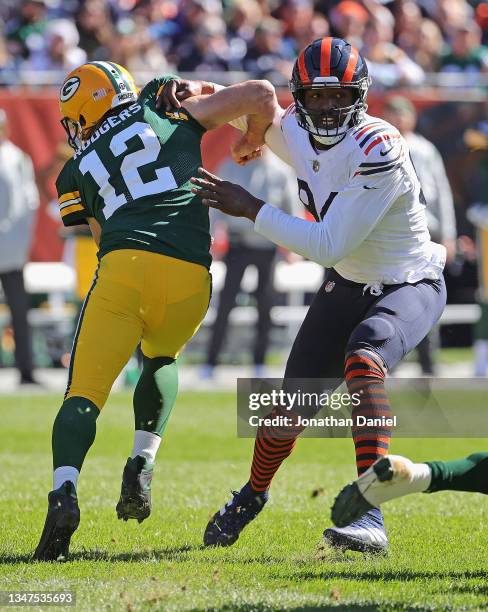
xmin=345 ymin=349 xmax=392 ymax=476
xmin=249 ymin=407 xmax=305 ymax=492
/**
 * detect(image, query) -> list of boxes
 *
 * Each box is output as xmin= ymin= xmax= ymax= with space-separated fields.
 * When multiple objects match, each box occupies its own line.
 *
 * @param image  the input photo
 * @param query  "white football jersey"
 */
xmin=259 ymin=106 xmax=446 ymax=285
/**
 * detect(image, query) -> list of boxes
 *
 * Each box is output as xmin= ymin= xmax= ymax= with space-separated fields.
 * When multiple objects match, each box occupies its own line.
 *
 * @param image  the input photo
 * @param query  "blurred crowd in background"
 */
xmin=0 ymin=0 xmax=487 ymax=86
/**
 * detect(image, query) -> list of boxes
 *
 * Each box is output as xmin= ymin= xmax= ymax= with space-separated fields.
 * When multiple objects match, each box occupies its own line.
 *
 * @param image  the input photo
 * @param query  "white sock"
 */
xmin=131 ymin=430 xmax=161 ymax=464
xmin=474 ymin=340 xmax=488 ymax=376
xmin=53 ymin=466 xmax=80 ymax=491
xmin=409 ymin=462 xmax=433 ymax=493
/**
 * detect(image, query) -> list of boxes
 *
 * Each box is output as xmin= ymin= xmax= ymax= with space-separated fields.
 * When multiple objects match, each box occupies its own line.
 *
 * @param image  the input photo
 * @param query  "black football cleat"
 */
xmin=330 ymin=481 xmax=376 ymax=529
xmin=33 ymin=481 xmax=80 ymax=562
xmin=204 ymin=482 xmax=268 ymax=547
xmin=116 ymin=456 xmax=153 ymax=523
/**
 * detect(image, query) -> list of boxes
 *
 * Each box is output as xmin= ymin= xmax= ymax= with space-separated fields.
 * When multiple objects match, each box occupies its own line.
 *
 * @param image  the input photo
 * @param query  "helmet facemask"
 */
xmin=61 ymin=117 xmax=83 ymax=150
xmin=61 ymin=105 xmax=104 ymax=150
xmin=292 ymin=78 xmax=370 ymax=146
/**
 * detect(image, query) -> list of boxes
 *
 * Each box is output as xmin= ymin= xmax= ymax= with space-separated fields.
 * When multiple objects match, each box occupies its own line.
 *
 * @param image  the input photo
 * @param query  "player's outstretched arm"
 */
xmin=191 ymin=165 xmax=405 ymax=267
xmin=157 ymin=78 xmax=290 ymax=165
xmin=181 ymin=80 xmax=279 ymax=142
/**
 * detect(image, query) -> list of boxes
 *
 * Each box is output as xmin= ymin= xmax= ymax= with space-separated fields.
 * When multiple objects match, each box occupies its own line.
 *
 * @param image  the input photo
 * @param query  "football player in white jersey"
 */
xmin=163 ymin=37 xmax=447 ymax=554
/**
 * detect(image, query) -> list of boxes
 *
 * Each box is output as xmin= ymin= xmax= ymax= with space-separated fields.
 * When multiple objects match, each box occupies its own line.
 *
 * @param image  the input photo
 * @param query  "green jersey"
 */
xmin=56 ymin=76 xmax=211 ymax=269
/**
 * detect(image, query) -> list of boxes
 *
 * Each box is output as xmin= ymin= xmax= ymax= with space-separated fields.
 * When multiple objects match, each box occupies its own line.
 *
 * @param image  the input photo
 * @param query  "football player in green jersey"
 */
xmin=34 ymin=61 xmax=278 ymax=561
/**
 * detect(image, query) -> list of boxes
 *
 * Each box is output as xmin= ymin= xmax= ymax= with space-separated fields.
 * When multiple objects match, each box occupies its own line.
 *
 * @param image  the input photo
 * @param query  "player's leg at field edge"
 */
xmin=131 ymin=355 xmax=178 ymax=461
xmin=344 ymin=348 xmax=392 ymax=475
xmin=52 ymin=396 xmax=99 ymax=488
xmin=427 ymin=452 xmax=488 ymax=494
xmin=51 ymin=357 xmax=178 ymax=495
xmin=33 ymin=396 xmax=98 ymax=559
xmin=343 ymin=452 xmax=488 ymax=511
xmin=115 ymin=355 xmax=178 ymax=523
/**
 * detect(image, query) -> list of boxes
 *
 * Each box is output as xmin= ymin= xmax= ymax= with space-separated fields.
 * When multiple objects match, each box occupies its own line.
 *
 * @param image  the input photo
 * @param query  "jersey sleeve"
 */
xmin=254 ymin=129 xmax=410 ymax=268
xmin=467 ymin=204 xmax=488 ymax=229
xmin=55 ymin=162 xmax=89 ymax=227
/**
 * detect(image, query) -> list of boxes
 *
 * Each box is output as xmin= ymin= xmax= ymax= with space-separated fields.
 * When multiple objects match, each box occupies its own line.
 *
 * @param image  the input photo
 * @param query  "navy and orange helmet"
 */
xmin=290 ymin=37 xmax=370 ymax=144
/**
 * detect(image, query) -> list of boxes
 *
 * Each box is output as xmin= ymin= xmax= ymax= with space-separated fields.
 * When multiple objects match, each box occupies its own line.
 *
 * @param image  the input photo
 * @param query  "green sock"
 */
xmin=133 ymin=356 xmax=178 ymax=435
xmin=427 ymin=452 xmax=488 ymax=494
xmin=52 ymin=396 xmax=99 ymax=470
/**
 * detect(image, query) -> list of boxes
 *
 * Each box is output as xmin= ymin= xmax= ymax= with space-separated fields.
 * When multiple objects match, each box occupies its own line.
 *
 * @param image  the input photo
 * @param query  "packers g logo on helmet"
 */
xmin=59 ymin=61 xmax=139 ymax=150
xmin=60 ymin=77 xmax=80 ymax=102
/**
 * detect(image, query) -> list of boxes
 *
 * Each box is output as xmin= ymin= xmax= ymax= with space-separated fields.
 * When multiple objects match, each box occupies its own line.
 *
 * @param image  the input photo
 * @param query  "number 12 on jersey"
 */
xmin=79 ymin=122 xmax=177 ymax=219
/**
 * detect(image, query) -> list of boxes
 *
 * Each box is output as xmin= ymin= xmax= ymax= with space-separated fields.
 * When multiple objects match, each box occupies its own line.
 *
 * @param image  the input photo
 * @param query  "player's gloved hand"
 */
xmin=231 ymin=134 xmax=264 ymax=166
xmin=156 ymin=79 xmax=214 ymax=111
xmin=191 ymin=167 xmax=265 ymax=221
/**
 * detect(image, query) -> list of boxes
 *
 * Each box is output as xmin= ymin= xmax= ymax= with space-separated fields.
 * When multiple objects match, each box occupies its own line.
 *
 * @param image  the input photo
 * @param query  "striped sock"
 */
xmin=345 ymin=349 xmax=392 ymax=475
xmin=250 ymin=407 xmax=305 ymax=492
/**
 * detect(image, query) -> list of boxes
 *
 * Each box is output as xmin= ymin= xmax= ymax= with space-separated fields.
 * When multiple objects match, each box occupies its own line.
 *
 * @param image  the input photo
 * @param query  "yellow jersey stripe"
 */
xmin=59 ymin=190 xmax=80 ymax=205
xmin=60 ymin=202 xmax=85 ymax=217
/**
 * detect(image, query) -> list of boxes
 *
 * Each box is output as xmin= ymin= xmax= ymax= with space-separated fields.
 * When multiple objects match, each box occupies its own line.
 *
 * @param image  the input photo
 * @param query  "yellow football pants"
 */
xmin=65 ymin=249 xmax=211 ymax=409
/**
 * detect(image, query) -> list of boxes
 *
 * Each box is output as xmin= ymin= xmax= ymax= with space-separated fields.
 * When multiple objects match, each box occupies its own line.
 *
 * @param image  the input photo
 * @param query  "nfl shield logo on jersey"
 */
xmin=312 ymin=160 xmax=320 ymax=173
xmin=324 ymin=281 xmax=335 ymax=293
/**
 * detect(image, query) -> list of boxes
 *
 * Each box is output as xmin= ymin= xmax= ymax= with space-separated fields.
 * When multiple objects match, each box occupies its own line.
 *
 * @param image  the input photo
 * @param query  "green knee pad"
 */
xmin=133 ymin=356 xmax=178 ymax=436
xmin=52 ymin=396 xmax=99 ymax=470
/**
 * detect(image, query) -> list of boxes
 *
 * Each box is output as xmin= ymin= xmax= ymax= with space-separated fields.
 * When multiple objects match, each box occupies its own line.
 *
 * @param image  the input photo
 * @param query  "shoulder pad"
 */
xmin=350 ymin=118 xmax=405 ymax=177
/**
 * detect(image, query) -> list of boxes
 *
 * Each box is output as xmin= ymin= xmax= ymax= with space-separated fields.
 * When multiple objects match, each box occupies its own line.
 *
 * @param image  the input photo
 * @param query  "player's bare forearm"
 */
xmin=183 ymin=80 xmax=278 ymax=132
xmin=246 ymin=109 xmax=276 ymax=147
xmin=158 ymin=78 xmax=281 ymax=164
xmin=231 ymin=80 xmax=279 ymax=139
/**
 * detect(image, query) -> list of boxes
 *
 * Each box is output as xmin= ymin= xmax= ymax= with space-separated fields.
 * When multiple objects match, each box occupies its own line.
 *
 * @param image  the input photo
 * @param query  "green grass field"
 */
xmin=1 ymin=392 xmax=487 ymax=611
